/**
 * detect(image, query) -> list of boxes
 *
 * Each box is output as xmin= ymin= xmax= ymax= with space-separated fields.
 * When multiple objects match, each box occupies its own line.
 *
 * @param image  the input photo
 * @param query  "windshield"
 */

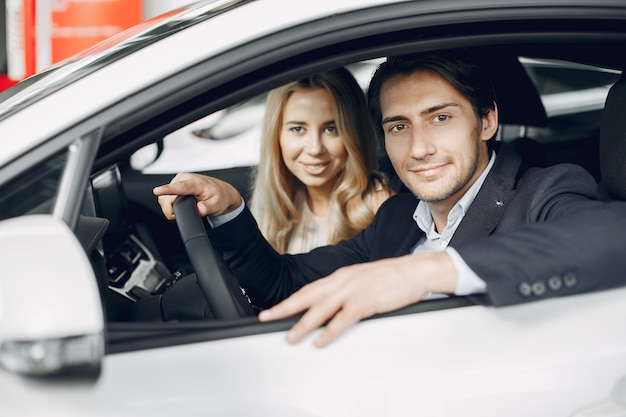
xmin=0 ymin=0 xmax=252 ymax=120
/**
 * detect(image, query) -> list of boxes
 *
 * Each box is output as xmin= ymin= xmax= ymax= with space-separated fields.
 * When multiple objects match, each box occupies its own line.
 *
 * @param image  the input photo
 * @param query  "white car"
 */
xmin=1 ymin=0 xmax=626 ymax=415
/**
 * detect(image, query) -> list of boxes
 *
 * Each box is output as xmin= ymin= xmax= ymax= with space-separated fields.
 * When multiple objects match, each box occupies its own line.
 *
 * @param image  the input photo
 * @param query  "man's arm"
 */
xmin=258 ymin=251 xmax=458 ymax=347
xmin=153 ymin=179 xmax=473 ymax=347
xmin=207 ymin=205 xmax=376 ymax=307
xmin=456 ymin=200 xmax=626 ymax=306
xmin=259 ymin=200 xmax=626 ymax=347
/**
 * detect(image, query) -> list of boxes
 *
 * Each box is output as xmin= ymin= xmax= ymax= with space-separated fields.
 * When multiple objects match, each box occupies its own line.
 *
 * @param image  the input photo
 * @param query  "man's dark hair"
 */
xmin=367 ymin=48 xmax=497 ymax=141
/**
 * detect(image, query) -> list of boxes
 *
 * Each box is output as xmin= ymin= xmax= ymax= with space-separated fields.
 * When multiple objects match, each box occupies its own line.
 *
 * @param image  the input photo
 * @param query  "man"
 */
xmin=154 ymin=49 xmax=626 ymax=347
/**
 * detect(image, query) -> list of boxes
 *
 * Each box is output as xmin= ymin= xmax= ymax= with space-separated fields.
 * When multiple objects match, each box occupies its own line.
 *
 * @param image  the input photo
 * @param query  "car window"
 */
xmin=130 ymin=57 xmax=622 ymax=176
xmin=0 ymin=150 xmax=67 ymax=221
xmin=130 ymin=94 xmax=266 ymax=173
xmin=103 ymin=50 xmax=623 ymax=328
xmin=522 ymin=58 xmax=621 ymax=94
xmin=129 ymin=60 xmax=384 ymax=174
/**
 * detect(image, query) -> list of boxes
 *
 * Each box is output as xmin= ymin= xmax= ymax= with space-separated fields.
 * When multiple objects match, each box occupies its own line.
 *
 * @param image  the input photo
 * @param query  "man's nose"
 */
xmin=409 ymin=128 xmax=435 ymax=159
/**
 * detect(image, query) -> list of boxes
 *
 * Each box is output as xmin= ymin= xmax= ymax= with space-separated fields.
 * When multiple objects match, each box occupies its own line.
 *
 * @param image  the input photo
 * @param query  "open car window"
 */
xmin=0 ymin=150 xmax=67 ymax=221
xmin=129 ymin=57 xmax=621 ymax=178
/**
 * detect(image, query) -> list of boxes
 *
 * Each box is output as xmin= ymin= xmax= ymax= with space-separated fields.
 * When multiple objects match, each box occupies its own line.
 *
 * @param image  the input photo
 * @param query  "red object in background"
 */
xmin=51 ymin=0 xmax=142 ymax=64
xmin=3 ymin=0 xmax=142 ymax=86
xmin=0 ymin=74 xmax=18 ymax=92
xmin=21 ymin=0 xmax=36 ymax=78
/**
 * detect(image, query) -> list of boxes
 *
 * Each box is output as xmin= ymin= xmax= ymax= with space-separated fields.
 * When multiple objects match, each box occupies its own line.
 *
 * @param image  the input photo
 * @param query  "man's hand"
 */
xmin=258 ymin=251 xmax=458 ymax=347
xmin=153 ymin=172 xmax=242 ymax=220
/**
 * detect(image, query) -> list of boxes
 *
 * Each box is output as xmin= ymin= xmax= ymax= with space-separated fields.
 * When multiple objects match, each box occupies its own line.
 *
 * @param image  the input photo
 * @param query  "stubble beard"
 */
xmin=405 ymin=153 xmax=480 ymax=203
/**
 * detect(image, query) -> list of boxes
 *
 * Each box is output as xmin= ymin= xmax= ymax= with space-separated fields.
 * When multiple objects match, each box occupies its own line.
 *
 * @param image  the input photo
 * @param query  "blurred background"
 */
xmin=1 ymin=0 xmax=190 ymax=91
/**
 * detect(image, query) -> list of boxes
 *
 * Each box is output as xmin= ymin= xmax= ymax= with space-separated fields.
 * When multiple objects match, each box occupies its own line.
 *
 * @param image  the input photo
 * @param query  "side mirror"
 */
xmin=0 ymin=215 xmax=104 ymax=377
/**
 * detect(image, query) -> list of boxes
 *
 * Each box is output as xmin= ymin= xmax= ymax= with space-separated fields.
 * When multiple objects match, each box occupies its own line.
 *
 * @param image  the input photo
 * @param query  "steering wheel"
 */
xmin=173 ymin=195 xmax=255 ymax=319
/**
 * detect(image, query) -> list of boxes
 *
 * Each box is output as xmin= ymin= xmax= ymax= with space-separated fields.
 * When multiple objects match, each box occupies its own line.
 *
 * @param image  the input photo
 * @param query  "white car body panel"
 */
xmin=2 ymin=287 xmax=626 ymax=416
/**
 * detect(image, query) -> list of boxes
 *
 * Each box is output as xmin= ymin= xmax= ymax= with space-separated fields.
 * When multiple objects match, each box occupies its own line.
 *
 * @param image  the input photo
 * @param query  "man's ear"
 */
xmin=480 ymin=103 xmax=499 ymax=141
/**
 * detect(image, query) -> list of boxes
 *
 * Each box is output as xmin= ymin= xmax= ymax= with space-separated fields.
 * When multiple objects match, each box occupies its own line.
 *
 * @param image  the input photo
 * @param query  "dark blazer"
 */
xmin=210 ymin=146 xmax=626 ymax=308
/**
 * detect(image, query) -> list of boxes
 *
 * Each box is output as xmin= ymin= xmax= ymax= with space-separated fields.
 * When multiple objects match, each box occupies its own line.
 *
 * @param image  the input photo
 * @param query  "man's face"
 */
xmin=380 ymin=70 xmax=497 ymax=208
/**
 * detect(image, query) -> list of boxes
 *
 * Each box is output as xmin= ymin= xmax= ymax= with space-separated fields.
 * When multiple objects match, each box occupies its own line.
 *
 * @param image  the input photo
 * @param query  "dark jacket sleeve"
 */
xmin=456 ymin=162 xmax=626 ymax=306
xmin=207 ymin=193 xmax=420 ymax=308
xmin=207 ymin=206 xmax=371 ymax=308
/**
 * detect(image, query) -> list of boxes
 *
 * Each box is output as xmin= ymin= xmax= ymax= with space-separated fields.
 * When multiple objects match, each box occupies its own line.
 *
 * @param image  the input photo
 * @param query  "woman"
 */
xmin=249 ymin=68 xmax=394 ymax=254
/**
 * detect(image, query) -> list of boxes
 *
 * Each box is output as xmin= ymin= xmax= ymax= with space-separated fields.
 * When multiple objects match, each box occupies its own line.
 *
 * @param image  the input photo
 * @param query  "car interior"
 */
xmin=85 ymin=49 xmax=623 ymax=328
xmin=598 ymin=73 xmax=626 ymax=201
xmin=3 ymin=38 xmax=624 ymax=346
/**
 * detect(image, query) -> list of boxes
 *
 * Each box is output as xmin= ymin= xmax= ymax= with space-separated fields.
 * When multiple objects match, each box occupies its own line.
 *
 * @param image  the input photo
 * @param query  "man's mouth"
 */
xmin=409 ymin=162 xmax=448 ymax=178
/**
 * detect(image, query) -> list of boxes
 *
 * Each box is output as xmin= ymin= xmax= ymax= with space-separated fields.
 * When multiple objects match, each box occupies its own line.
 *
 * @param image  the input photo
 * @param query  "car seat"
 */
xmin=599 ymin=73 xmax=626 ymax=201
xmin=376 ymin=49 xmax=549 ymax=193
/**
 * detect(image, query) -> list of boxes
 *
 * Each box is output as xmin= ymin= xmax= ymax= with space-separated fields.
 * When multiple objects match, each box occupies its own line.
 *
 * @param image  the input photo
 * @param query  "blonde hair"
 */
xmin=249 ymin=68 xmax=391 ymax=253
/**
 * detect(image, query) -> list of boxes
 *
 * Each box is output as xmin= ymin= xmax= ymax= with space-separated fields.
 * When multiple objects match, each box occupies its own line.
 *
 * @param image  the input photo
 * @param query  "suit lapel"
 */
xmin=395 ymin=223 xmax=424 ymax=256
xmin=450 ymin=148 xmax=521 ymax=245
xmin=374 ymin=193 xmax=425 ymax=257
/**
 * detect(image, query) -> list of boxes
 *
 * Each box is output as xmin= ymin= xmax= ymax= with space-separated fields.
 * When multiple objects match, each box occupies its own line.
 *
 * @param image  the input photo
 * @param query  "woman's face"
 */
xmin=279 ymin=87 xmax=348 ymax=196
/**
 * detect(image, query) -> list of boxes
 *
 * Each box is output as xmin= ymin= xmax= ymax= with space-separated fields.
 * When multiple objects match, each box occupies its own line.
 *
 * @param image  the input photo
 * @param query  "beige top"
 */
xmin=286 ymin=201 xmax=331 ymax=254
xmin=284 ymin=178 xmax=393 ymax=254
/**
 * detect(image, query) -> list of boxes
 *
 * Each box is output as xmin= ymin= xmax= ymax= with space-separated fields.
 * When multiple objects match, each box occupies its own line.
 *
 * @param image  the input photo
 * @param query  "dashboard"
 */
xmin=87 ymin=165 xmax=180 ymax=316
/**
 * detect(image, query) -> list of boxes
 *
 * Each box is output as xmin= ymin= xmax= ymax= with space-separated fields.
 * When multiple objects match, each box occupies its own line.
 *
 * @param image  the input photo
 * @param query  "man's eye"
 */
xmin=389 ymin=124 xmax=407 ymax=133
xmin=433 ymin=115 xmax=450 ymax=123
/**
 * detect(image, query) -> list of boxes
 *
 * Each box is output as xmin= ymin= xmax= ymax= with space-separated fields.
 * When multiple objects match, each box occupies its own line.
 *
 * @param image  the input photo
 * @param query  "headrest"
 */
xmin=600 ymin=74 xmax=626 ymax=200
xmin=483 ymin=53 xmax=548 ymax=127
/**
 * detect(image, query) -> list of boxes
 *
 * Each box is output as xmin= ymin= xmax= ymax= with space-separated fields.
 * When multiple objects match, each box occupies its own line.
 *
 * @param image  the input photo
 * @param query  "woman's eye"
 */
xmin=325 ymin=125 xmax=338 ymax=135
xmin=290 ymin=126 xmax=305 ymax=134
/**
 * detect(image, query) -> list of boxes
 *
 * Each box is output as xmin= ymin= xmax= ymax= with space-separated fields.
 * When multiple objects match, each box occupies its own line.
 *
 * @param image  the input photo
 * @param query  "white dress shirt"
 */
xmin=412 ymin=151 xmax=496 ymax=295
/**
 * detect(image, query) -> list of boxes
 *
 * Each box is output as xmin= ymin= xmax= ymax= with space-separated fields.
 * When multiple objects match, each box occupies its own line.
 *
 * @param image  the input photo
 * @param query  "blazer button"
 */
xmin=518 ymin=282 xmax=532 ymax=297
xmin=532 ymin=281 xmax=546 ymax=296
xmin=564 ymin=273 xmax=578 ymax=288
xmin=548 ymin=276 xmax=563 ymax=291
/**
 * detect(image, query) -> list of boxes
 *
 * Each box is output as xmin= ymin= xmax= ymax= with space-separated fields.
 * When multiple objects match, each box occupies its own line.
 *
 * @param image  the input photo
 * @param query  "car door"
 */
xmin=3 ymin=288 xmax=626 ymax=416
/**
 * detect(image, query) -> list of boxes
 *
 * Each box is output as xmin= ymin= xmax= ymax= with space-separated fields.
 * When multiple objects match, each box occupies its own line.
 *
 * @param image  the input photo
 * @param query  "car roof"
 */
xmin=0 ymin=0 xmax=256 ymax=119
xmin=0 ymin=0 xmax=625 ymax=168
xmin=0 ymin=0 xmax=392 ymax=118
